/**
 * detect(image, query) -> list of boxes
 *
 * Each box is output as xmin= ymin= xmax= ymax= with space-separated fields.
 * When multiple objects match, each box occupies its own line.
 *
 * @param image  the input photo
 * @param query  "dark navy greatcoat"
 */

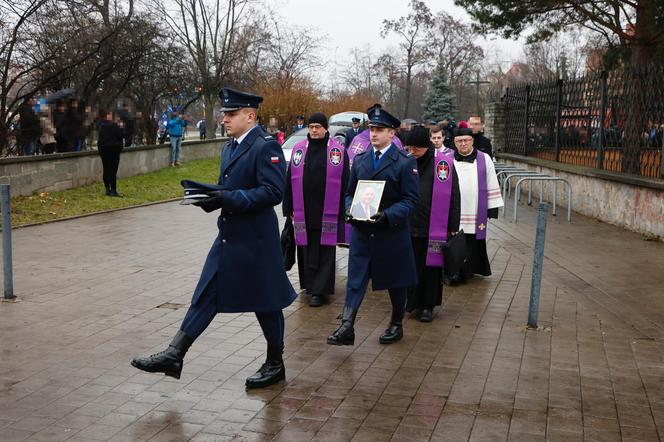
xmin=192 ymin=126 xmax=297 ymax=312
xmin=346 ymin=143 xmax=419 ymax=290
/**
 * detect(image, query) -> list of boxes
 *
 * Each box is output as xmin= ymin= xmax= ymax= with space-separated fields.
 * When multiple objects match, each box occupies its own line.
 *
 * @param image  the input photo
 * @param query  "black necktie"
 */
xmin=230 ymin=139 xmax=238 ymax=157
xmin=375 ymin=150 xmax=381 ymax=162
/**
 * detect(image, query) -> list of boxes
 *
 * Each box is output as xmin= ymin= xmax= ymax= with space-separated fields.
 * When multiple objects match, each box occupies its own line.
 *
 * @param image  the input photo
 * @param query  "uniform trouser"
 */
xmin=180 ymin=278 xmax=285 ymax=352
xmin=343 ymin=263 xmax=407 ymax=315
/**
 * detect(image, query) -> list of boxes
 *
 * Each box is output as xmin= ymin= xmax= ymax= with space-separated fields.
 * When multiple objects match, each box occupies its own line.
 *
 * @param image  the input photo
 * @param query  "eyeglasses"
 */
xmin=455 ymin=139 xmax=473 ymax=144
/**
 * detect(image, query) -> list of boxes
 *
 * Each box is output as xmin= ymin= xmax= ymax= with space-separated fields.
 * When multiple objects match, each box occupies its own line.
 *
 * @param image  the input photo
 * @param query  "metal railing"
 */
xmin=500 ymin=62 xmax=664 ymax=179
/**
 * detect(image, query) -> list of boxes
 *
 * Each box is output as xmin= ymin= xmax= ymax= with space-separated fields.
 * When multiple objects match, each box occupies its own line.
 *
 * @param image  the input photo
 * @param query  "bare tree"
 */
xmin=341 ymin=46 xmax=375 ymax=95
xmin=521 ymin=30 xmax=589 ymax=81
xmin=125 ymin=36 xmax=193 ymax=145
xmin=261 ymin=22 xmax=322 ymax=90
xmin=0 ymin=0 xmax=129 ymax=152
xmin=431 ymin=12 xmax=484 ymax=87
xmin=161 ymin=0 xmax=249 ymax=139
xmin=372 ymin=50 xmax=403 ymax=110
xmin=381 ymin=0 xmax=434 ymax=118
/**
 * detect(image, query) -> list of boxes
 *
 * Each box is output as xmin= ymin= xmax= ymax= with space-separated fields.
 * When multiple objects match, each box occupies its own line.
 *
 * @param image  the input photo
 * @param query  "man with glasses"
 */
xmin=452 ymin=121 xmax=503 ymax=281
xmin=283 ymin=112 xmax=349 ymax=307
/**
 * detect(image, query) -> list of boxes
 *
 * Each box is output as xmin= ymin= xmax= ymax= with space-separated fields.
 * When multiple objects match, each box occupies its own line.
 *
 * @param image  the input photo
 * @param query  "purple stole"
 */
xmin=426 ymin=149 xmax=488 ymax=267
xmin=475 ymin=150 xmax=488 ymax=240
xmin=347 ymin=129 xmax=404 ymax=167
xmin=290 ymin=137 xmax=346 ymax=246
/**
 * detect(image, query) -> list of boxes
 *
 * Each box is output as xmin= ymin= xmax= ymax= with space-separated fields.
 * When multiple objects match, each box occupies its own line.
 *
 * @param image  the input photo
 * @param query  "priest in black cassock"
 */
xmin=283 ymin=112 xmax=349 ymax=307
xmin=405 ymin=125 xmax=460 ymax=322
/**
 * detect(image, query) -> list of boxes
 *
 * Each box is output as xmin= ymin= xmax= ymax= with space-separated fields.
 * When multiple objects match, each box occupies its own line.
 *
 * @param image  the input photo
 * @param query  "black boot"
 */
xmin=379 ymin=307 xmax=404 ymax=344
xmin=104 ymin=184 xmax=112 ymax=196
xmin=245 ymin=344 xmax=285 ymax=389
xmin=309 ymin=294 xmax=323 ymax=307
xmin=327 ymin=307 xmax=357 ymax=345
xmin=131 ymin=330 xmax=194 ymax=379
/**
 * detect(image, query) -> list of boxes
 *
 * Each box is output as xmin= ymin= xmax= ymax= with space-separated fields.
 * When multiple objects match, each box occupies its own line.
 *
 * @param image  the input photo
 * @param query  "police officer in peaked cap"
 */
xmin=327 ymin=104 xmax=419 ymax=346
xmin=131 ymin=88 xmax=297 ymax=389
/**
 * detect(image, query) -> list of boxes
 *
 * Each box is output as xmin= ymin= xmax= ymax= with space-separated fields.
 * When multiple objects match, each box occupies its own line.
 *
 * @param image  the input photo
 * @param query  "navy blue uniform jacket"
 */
xmin=346 ymin=144 xmax=419 ymax=290
xmin=192 ymin=126 xmax=297 ymax=312
xmin=345 ymin=127 xmax=361 ymax=148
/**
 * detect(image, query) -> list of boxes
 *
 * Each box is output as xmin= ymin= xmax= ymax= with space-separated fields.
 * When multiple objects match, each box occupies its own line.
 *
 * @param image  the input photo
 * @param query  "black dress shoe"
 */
xmin=131 ymin=330 xmax=193 ymax=379
xmin=245 ymin=360 xmax=285 ymax=389
xmin=327 ymin=307 xmax=357 ymax=345
xmin=109 ymin=190 xmax=123 ymax=197
xmin=379 ymin=323 xmax=403 ymax=344
xmin=309 ymin=295 xmax=323 ymax=307
xmin=420 ymin=308 xmax=433 ymax=323
xmin=327 ymin=322 xmax=355 ymax=345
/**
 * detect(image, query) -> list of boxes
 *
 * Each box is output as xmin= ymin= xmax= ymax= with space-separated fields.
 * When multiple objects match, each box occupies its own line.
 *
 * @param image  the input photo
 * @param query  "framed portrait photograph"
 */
xmin=350 ymin=180 xmax=386 ymax=221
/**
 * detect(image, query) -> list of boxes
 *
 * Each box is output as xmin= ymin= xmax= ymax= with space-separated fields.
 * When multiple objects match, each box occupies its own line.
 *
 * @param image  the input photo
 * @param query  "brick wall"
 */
xmin=484 ymin=102 xmax=506 ymax=153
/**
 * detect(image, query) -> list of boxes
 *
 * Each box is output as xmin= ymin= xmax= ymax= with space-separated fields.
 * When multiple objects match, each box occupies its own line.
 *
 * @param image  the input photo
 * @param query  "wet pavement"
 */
xmin=0 ymin=199 xmax=663 ymax=441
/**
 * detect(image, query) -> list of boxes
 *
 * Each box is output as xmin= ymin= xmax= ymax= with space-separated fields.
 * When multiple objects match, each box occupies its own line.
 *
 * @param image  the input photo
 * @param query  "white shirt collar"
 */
xmin=372 ymin=143 xmax=391 ymax=156
xmin=234 ymin=125 xmax=258 ymax=145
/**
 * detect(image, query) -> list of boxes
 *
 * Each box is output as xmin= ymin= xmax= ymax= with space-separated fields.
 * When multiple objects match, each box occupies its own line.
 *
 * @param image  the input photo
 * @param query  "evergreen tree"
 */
xmin=422 ymin=64 xmax=456 ymax=122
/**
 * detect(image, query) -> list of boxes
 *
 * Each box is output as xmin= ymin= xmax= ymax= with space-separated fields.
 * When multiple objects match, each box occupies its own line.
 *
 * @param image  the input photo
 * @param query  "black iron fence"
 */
xmin=501 ymin=62 xmax=664 ymax=179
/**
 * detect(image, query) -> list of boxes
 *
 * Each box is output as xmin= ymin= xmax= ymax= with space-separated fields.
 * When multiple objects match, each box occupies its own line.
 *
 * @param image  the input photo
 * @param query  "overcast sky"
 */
xmin=265 ymin=0 xmax=525 ymax=70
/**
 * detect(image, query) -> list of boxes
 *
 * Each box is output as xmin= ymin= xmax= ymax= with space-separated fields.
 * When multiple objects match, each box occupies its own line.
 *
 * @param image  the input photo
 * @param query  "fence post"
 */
xmin=523 ymin=85 xmax=531 ymax=155
xmin=504 ymin=87 xmax=510 ymax=154
xmin=527 ymin=203 xmax=549 ymax=328
xmin=554 ymin=79 xmax=563 ymax=162
xmin=597 ymin=71 xmax=608 ymax=170
xmin=1 ymin=184 xmax=15 ymax=300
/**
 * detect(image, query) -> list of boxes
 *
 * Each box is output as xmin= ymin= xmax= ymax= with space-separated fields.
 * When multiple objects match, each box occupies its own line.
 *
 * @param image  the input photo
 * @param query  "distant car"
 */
xmin=329 ymin=111 xmax=368 ymax=128
xmin=282 ymin=125 xmax=348 ymax=162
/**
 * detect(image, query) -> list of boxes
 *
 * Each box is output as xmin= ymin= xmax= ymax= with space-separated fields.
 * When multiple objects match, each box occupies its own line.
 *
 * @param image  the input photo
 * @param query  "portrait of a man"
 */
xmin=350 ymin=181 xmax=384 ymax=220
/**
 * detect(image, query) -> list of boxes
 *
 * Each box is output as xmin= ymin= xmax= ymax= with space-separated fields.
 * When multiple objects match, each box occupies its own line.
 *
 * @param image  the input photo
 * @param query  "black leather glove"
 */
xmin=192 ymin=191 xmax=224 ymax=213
xmin=370 ymin=211 xmax=388 ymax=227
xmin=345 ymin=209 xmax=360 ymax=226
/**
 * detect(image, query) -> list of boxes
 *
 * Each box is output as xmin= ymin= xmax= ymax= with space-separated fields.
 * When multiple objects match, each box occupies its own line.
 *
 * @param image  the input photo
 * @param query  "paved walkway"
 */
xmin=0 ymin=199 xmax=663 ymax=441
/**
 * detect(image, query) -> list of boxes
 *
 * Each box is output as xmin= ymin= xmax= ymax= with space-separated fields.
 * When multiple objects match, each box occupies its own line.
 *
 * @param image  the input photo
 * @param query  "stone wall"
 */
xmin=498 ymin=153 xmax=664 ymax=237
xmin=0 ymin=139 xmax=226 ymax=197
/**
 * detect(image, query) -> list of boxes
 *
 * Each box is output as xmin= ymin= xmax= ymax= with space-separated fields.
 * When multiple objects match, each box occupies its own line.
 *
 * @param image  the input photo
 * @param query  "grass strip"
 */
xmin=4 ymin=158 xmax=220 ymax=227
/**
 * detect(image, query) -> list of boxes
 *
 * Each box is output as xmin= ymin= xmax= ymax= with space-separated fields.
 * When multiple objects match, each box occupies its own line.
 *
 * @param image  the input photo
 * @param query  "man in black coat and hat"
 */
xmin=404 ymin=125 xmax=460 ymax=322
xmin=283 ymin=112 xmax=349 ymax=307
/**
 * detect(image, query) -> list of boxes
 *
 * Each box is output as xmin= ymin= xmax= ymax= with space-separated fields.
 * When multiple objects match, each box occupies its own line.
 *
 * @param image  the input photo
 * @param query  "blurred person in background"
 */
xmin=17 ymin=96 xmax=40 ymax=156
xmin=167 ymin=111 xmax=188 ymax=166
xmin=97 ymin=110 xmax=125 ymax=197
xmin=39 ymin=104 xmax=57 ymax=154
xmin=119 ymin=103 xmax=136 ymax=147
